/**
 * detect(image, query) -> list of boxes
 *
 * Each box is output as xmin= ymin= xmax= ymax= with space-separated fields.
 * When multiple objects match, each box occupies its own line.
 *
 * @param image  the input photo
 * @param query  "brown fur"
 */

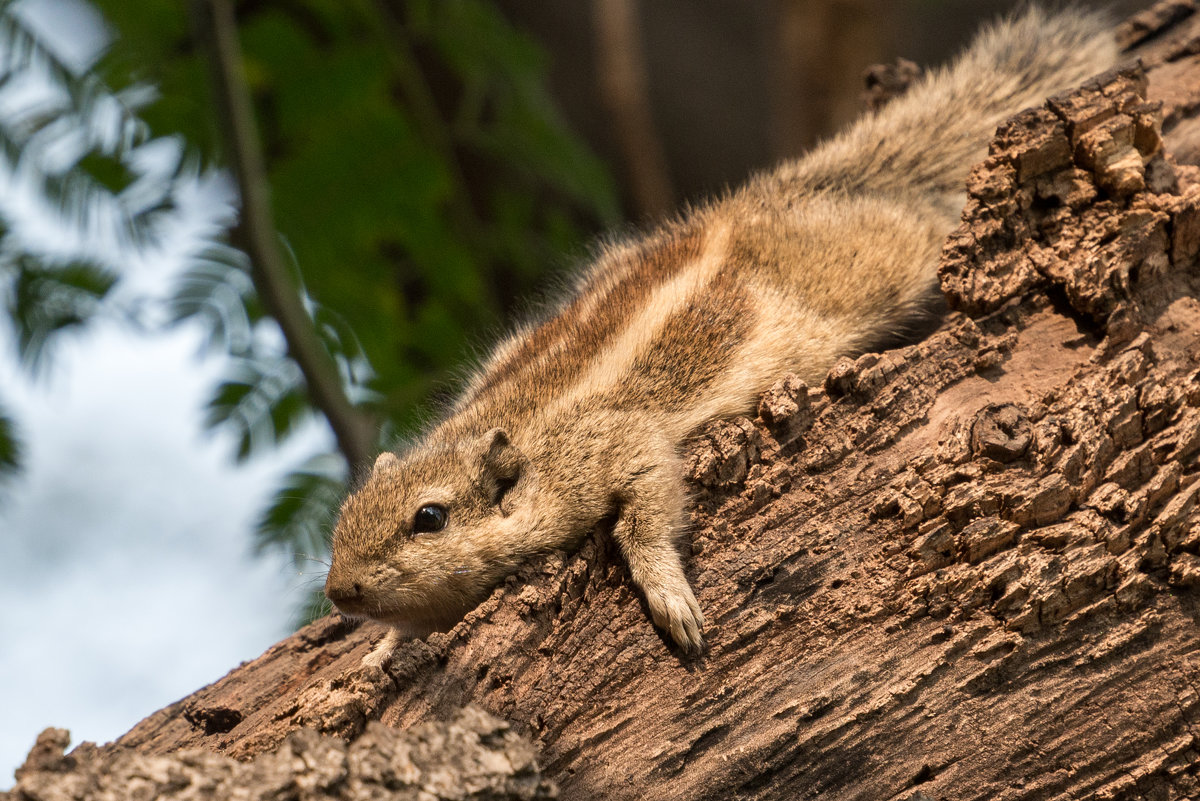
xmin=326 ymin=8 xmax=1118 ymax=659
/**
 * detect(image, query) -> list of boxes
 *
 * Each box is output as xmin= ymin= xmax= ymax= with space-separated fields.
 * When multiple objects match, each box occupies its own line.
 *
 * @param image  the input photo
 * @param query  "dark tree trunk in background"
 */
xmin=7 ymin=3 xmax=1200 ymax=800
xmin=770 ymin=0 xmax=894 ymax=156
xmin=592 ymin=0 xmax=676 ymax=221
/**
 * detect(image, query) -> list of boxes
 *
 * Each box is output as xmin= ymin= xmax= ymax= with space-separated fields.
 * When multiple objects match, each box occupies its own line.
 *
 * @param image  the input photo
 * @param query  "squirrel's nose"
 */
xmin=324 ymin=577 xmax=364 ymax=608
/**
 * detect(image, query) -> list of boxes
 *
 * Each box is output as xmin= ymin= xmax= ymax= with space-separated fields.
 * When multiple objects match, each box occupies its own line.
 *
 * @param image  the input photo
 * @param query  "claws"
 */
xmin=646 ymin=583 xmax=706 ymax=654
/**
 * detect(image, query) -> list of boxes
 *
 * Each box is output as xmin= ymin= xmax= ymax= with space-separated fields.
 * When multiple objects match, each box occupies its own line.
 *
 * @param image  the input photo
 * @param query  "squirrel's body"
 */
xmin=326 ymin=9 xmax=1118 ymax=656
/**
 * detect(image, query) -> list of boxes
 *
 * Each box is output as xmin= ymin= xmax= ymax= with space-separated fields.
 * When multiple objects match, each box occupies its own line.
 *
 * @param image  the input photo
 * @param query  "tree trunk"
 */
xmin=9 ymin=3 xmax=1200 ymax=800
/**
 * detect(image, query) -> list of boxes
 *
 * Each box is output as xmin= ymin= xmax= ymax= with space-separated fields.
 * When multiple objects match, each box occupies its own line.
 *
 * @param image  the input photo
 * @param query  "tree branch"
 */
xmin=190 ymin=0 xmax=376 ymax=473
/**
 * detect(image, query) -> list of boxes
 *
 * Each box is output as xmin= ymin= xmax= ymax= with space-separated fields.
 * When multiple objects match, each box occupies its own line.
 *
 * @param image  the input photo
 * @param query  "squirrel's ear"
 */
xmin=372 ymin=451 xmax=400 ymax=477
xmin=472 ymin=428 xmax=525 ymax=501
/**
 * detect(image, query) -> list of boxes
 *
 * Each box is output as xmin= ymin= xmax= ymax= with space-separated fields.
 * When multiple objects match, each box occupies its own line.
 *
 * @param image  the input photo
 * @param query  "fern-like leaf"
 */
xmin=204 ymin=355 xmax=308 ymax=462
xmin=256 ymin=451 xmax=347 ymax=565
xmin=4 ymin=256 xmax=117 ymax=369
xmin=169 ymin=243 xmax=261 ymax=356
xmin=0 ymin=400 xmax=22 ymax=481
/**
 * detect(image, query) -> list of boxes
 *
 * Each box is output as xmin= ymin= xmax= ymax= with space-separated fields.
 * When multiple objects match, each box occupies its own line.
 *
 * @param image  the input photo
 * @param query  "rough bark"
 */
xmin=8 ymin=3 xmax=1200 ymax=800
xmin=5 ymin=708 xmax=553 ymax=800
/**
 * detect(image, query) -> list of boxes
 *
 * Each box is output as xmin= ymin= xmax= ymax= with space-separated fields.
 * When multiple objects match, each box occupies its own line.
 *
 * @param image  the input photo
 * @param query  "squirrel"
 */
xmin=324 ymin=7 xmax=1118 ymax=662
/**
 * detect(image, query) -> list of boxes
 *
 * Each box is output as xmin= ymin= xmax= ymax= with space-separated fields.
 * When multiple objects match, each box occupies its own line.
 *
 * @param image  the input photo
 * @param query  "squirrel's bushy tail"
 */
xmin=784 ymin=6 xmax=1119 ymax=209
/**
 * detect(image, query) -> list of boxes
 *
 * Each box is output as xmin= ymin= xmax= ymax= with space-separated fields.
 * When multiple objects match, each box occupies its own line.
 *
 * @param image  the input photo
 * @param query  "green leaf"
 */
xmin=4 ymin=257 xmax=118 ymax=370
xmin=77 ymin=149 xmax=136 ymax=193
xmin=169 ymin=243 xmax=260 ymax=355
xmin=204 ymin=355 xmax=309 ymax=462
xmin=255 ymin=451 xmax=347 ymax=565
xmin=307 ymin=295 xmax=377 ymax=398
xmin=0 ymin=401 xmax=22 ymax=482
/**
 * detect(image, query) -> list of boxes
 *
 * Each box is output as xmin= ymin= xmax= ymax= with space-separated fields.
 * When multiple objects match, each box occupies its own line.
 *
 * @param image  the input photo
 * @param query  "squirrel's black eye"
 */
xmin=413 ymin=504 xmax=448 ymax=534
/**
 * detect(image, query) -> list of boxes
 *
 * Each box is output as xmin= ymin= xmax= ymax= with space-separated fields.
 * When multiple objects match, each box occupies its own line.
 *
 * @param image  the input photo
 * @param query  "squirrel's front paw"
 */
xmin=362 ymin=628 xmax=402 ymax=669
xmin=645 ymin=582 xmax=705 ymax=654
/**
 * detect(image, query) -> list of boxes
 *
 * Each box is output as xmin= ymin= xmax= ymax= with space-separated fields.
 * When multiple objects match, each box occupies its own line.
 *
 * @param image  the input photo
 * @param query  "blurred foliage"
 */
xmin=0 ymin=0 xmax=187 ymax=483
xmin=257 ymin=451 xmax=346 ymax=561
xmin=8 ymin=258 xmax=117 ymax=369
xmin=0 ymin=404 xmax=19 ymax=481
xmin=93 ymin=0 xmax=618 ymax=426
xmin=0 ymin=0 xmax=616 ymax=623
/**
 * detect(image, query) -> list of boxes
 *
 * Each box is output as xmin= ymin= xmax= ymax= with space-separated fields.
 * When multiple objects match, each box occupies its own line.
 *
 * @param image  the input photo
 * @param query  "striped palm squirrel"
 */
xmin=325 ymin=8 xmax=1118 ymax=661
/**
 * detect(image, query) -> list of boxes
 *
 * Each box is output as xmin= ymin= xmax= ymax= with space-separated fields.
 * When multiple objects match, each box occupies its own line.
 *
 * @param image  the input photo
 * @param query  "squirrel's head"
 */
xmin=324 ymin=427 xmax=532 ymax=636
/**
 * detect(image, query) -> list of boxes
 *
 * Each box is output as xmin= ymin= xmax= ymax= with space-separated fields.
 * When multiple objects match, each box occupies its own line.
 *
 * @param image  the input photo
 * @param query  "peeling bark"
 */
xmin=8 ymin=3 xmax=1200 ymax=800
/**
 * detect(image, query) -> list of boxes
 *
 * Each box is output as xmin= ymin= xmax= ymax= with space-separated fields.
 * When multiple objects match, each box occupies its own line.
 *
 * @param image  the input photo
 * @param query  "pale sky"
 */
xmin=0 ymin=0 xmax=335 ymax=782
xmin=0 ymin=322 xmax=328 ymax=783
